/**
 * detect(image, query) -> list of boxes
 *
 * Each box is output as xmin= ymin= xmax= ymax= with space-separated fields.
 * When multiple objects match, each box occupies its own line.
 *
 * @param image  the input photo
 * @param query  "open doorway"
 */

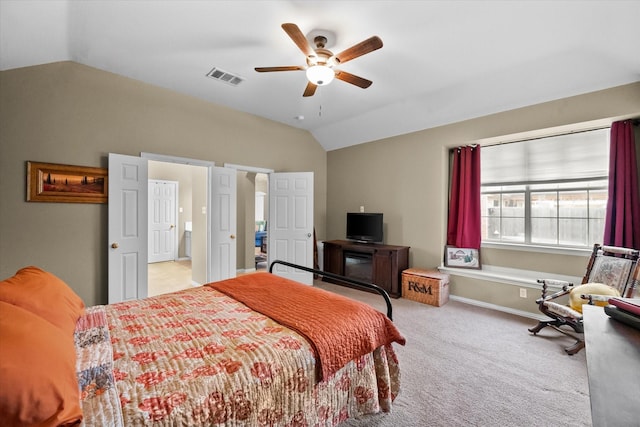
xmin=254 ymin=173 xmax=268 ymax=271
xmin=109 ymin=153 xmax=241 ymax=304
xmin=228 ymin=164 xmax=274 ymax=274
xmin=109 ymin=154 xmax=313 ymax=303
xmin=147 ymin=160 xmax=208 ymax=296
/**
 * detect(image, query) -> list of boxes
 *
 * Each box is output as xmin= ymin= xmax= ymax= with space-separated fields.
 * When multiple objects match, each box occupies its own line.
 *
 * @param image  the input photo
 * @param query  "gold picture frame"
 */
xmin=27 ymin=161 xmax=108 ymax=204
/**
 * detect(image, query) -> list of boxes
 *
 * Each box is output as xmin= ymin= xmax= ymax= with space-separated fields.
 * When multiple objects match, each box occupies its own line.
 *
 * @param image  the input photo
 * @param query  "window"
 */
xmin=481 ymin=128 xmax=609 ymax=248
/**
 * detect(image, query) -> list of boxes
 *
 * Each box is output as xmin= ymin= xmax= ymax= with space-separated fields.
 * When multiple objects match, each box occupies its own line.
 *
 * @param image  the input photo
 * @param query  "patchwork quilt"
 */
xmin=75 ymin=280 xmax=402 ymax=426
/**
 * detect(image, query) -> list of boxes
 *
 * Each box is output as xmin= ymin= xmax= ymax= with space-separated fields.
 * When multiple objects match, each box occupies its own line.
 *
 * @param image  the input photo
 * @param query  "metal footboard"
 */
xmin=268 ymin=259 xmax=394 ymax=320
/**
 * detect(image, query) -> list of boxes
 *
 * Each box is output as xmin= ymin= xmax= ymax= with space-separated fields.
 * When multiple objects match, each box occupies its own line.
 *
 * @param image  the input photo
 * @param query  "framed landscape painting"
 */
xmin=27 ymin=161 xmax=108 ymax=203
xmin=444 ymin=245 xmax=481 ymax=269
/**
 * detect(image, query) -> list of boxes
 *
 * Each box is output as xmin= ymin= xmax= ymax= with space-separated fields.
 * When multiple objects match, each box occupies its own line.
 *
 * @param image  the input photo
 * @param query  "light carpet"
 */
xmin=314 ymin=281 xmax=591 ymax=427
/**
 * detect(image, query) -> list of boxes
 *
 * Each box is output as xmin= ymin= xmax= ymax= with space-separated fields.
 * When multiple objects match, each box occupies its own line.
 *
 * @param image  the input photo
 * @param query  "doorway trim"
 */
xmin=224 ymin=163 xmax=274 ymax=174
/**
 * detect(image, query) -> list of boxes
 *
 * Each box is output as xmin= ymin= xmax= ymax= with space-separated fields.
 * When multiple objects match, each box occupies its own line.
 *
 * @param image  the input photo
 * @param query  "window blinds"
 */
xmin=481 ymin=128 xmax=609 ymax=185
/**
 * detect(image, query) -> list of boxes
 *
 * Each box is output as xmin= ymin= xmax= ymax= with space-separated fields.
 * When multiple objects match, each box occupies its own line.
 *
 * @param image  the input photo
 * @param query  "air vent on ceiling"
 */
xmin=206 ymin=67 xmax=244 ymax=86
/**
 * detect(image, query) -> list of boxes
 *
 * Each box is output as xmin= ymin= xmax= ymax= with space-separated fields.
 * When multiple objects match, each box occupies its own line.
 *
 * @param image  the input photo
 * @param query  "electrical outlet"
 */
xmin=519 ymin=288 xmax=527 ymax=298
xmin=360 ymin=206 xmax=365 ymax=212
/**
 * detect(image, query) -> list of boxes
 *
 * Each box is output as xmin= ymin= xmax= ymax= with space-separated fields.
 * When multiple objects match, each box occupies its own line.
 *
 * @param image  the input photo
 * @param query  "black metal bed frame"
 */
xmin=268 ymin=259 xmax=394 ymax=320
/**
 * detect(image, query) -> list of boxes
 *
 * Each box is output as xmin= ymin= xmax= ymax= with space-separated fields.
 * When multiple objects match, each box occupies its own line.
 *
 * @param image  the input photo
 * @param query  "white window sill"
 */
xmin=438 ymin=264 xmax=581 ymax=291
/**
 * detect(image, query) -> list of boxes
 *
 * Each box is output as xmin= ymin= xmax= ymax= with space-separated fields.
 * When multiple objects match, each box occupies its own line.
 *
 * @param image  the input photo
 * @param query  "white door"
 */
xmin=148 ymin=180 xmax=177 ymax=263
xmin=209 ymin=166 xmax=237 ymax=282
xmin=108 ymin=153 xmax=148 ymax=303
xmin=268 ymin=172 xmax=314 ymax=284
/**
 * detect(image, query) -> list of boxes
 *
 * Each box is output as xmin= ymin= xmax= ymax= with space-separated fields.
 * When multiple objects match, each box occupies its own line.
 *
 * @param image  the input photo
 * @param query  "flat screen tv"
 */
xmin=346 ymin=212 xmax=383 ymax=243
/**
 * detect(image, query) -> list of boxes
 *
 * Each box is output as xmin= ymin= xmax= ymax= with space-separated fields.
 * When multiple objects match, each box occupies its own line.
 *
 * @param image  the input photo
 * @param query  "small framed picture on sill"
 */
xmin=444 ymin=245 xmax=481 ymax=269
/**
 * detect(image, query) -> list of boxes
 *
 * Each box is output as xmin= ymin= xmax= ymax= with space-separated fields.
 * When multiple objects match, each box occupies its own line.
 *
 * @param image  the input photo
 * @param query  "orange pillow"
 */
xmin=0 ymin=266 xmax=85 ymax=334
xmin=0 ymin=301 xmax=83 ymax=427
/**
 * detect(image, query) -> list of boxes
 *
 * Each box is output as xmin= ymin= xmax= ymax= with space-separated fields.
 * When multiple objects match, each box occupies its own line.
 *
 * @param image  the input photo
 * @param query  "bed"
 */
xmin=0 ymin=261 xmax=405 ymax=427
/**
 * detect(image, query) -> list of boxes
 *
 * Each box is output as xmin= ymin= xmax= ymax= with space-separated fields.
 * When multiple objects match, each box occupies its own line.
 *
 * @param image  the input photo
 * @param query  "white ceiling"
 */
xmin=2 ymin=0 xmax=639 ymax=151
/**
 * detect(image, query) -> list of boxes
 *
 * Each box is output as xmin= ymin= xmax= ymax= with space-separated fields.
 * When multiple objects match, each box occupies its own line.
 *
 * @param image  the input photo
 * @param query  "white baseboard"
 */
xmin=449 ymin=295 xmax=547 ymax=321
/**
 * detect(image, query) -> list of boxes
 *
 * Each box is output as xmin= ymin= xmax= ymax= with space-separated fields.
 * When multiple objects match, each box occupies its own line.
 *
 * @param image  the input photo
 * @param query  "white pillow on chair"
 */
xmin=569 ymin=282 xmax=620 ymax=313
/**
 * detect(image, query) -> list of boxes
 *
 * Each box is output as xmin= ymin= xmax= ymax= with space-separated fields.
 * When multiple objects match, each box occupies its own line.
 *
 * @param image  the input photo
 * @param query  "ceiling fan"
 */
xmin=255 ymin=23 xmax=383 ymax=97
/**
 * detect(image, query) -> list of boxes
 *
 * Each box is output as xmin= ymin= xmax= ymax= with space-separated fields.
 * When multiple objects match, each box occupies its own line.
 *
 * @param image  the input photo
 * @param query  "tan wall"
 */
xmin=2 ymin=60 xmax=637 ymax=314
xmin=327 ymin=82 xmax=640 ymax=314
xmin=0 ymin=61 xmax=327 ymax=306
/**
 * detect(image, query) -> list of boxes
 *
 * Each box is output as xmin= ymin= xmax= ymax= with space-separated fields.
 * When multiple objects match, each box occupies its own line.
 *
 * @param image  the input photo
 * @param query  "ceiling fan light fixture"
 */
xmin=258 ymin=23 xmax=381 ymax=96
xmin=306 ymin=65 xmax=335 ymax=86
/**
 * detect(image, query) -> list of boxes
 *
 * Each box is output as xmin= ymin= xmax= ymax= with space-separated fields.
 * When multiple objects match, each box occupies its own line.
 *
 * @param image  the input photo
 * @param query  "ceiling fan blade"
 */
xmin=334 ymin=36 xmax=383 ymax=64
xmin=303 ymin=82 xmax=318 ymax=97
xmin=282 ymin=23 xmax=315 ymax=57
xmin=334 ymin=71 xmax=373 ymax=89
xmin=255 ymin=66 xmax=305 ymax=72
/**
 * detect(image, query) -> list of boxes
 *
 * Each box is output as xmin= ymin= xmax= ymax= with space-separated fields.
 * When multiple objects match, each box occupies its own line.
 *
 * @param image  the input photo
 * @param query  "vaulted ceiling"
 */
xmin=2 ymin=1 xmax=639 ymax=151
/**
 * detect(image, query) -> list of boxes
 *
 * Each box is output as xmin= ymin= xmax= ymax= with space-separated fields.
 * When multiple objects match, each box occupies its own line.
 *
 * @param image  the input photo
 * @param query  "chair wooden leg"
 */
xmin=528 ymin=320 xmax=556 ymax=334
xmin=565 ymin=339 xmax=585 ymax=355
xmin=549 ymin=325 xmax=585 ymax=355
xmin=530 ymin=321 xmax=585 ymax=355
xmin=529 ymin=321 xmax=545 ymax=334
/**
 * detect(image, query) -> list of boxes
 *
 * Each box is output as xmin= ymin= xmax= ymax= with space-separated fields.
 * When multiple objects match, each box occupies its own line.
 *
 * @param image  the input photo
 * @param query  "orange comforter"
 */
xmin=207 ymin=272 xmax=406 ymax=380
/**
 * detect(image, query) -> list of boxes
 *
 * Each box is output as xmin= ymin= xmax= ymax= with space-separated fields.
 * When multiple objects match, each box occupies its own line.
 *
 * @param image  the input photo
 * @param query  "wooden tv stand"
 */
xmin=322 ymin=240 xmax=409 ymax=298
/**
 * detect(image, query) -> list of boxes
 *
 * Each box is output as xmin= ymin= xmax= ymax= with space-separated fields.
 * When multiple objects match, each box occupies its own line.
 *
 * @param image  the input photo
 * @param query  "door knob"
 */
xmin=111 ymin=242 xmax=119 ymax=249
xmin=230 ymin=234 xmax=236 ymax=239
xmin=307 ymin=233 xmax=312 ymax=238
xmin=170 ymin=224 xmax=175 ymax=229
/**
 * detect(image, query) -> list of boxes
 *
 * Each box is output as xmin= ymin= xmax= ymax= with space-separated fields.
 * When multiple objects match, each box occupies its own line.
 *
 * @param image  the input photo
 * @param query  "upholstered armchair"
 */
xmin=528 ymin=244 xmax=640 ymax=355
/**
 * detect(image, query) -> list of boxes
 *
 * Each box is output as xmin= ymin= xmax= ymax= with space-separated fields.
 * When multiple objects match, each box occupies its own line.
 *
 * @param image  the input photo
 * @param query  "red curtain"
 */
xmin=447 ymin=145 xmax=481 ymax=249
xmin=603 ymin=120 xmax=640 ymax=249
